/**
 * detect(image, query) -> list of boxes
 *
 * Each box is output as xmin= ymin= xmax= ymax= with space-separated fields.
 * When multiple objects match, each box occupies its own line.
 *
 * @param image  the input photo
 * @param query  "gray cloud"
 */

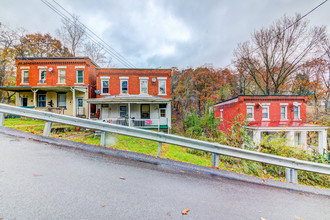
xmin=0 ymin=0 xmax=329 ymax=68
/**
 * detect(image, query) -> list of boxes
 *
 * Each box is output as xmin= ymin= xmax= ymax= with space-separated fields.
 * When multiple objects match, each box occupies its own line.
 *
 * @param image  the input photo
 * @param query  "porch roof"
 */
xmin=0 ymin=86 xmax=88 ymax=93
xmin=86 ymin=95 xmax=171 ymax=104
xmin=247 ymin=121 xmax=328 ymax=131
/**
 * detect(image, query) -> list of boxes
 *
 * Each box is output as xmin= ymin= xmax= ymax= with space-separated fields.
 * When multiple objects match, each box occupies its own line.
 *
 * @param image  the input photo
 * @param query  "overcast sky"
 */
xmin=0 ymin=0 xmax=329 ymax=68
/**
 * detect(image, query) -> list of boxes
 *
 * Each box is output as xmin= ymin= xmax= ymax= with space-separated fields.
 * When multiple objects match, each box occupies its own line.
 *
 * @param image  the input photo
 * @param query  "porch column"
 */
xmin=128 ymin=103 xmax=131 ymax=126
xmin=16 ymin=92 xmax=20 ymax=106
xmin=301 ymin=131 xmax=307 ymax=150
xmin=253 ymin=130 xmax=261 ymax=146
xmin=31 ymin=89 xmax=38 ymax=108
xmin=287 ymin=131 xmax=295 ymax=146
xmin=71 ymin=87 xmax=76 ymax=117
xmin=88 ymin=103 xmax=91 ymax=119
xmin=167 ymin=102 xmax=171 ymax=129
xmin=318 ymin=130 xmax=327 ymax=155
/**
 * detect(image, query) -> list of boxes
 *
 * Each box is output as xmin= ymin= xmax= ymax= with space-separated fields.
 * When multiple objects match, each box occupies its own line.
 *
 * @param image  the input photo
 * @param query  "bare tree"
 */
xmin=233 ymin=14 xmax=327 ymax=95
xmin=57 ymin=14 xmax=85 ymax=56
xmin=83 ymin=41 xmax=112 ymax=67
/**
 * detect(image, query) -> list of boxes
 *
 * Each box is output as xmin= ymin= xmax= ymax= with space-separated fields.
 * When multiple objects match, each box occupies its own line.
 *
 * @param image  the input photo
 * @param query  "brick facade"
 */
xmin=95 ymin=68 xmax=171 ymax=98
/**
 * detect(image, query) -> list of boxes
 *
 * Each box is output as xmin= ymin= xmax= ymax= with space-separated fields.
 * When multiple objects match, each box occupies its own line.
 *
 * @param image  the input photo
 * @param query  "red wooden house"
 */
xmin=214 ymin=95 xmax=328 ymax=154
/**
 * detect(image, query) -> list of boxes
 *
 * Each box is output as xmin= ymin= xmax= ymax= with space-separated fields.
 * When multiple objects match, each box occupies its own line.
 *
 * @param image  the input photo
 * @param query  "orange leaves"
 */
xmin=181 ymin=209 xmax=190 ymax=215
xmin=119 ymin=177 xmax=126 ymax=180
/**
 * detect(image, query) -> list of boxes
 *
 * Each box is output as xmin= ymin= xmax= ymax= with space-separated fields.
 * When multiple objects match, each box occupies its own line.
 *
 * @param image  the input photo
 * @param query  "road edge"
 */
xmin=0 ymin=126 xmax=329 ymax=197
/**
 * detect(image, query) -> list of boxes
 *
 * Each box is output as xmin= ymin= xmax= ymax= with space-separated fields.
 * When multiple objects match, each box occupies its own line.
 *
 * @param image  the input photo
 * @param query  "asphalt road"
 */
xmin=0 ymin=133 xmax=329 ymax=220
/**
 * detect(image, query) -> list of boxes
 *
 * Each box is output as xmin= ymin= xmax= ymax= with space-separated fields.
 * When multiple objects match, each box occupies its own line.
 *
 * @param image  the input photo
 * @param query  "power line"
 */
xmin=224 ymin=0 xmax=328 ymax=70
xmin=41 ymin=0 xmax=136 ymax=68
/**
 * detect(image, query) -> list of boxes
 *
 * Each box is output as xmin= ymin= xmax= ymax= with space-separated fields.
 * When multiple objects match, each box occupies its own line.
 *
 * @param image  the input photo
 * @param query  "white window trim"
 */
xmin=280 ymin=104 xmax=288 ymax=120
xmin=120 ymin=79 xmax=129 ymax=95
xmin=294 ymin=106 xmax=301 ymax=120
xmin=158 ymin=79 xmax=167 ymax=95
xmin=21 ymin=70 xmax=29 ymax=84
xmin=220 ymin=109 xmax=223 ymax=119
xmin=246 ymin=106 xmax=254 ymax=121
xmin=57 ymin=66 xmax=67 ymax=69
xmin=119 ymin=76 xmax=129 ymax=80
xmin=101 ymin=77 xmax=110 ymax=95
xmin=76 ymin=70 xmax=84 ymax=84
xmin=20 ymin=66 xmax=30 ymax=70
xmin=38 ymin=69 xmax=46 ymax=84
xmin=75 ymin=66 xmax=85 ymax=69
xmin=57 ymin=68 xmax=66 ymax=84
xmin=261 ymin=106 xmax=270 ymax=121
xmin=140 ymin=79 xmax=148 ymax=95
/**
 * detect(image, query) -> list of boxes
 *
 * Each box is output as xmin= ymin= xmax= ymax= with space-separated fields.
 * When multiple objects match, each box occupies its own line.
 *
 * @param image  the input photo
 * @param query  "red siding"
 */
xmin=215 ymin=96 xmax=308 ymax=131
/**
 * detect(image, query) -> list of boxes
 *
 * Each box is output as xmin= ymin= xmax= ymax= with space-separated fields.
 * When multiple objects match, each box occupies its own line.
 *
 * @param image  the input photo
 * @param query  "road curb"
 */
xmin=0 ymin=126 xmax=329 ymax=197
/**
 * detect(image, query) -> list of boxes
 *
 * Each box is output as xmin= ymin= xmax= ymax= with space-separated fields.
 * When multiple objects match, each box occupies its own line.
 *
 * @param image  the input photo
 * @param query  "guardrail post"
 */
xmin=0 ymin=113 xmax=4 ymax=126
xmin=100 ymin=131 xmax=107 ymax=147
xmin=43 ymin=121 xmax=53 ymax=137
xmin=212 ymin=153 xmax=219 ymax=167
xmin=285 ymin=168 xmax=298 ymax=184
xmin=157 ymin=142 xmax=162 ymax=157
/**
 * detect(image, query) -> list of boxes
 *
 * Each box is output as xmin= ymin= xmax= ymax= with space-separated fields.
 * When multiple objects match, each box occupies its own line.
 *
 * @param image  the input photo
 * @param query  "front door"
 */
xmin=141 ymin=104 xmax=150 ymax=119
xmin=159 ymin=104 xmax=167 ymax=125
xmin=77 ymin=97 xmax=84 ymax=115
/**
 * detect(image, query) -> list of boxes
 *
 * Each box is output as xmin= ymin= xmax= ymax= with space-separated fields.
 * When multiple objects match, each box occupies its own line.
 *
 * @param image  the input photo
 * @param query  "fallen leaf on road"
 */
xmin=0 ymin=170 xmax=4 ymax=173
xmin=33 ymin=174 xmax=42 ymax=177
xmin=101 ymin=205 xmax=105 ymax=207
xmin=120 ymin=177 xmax=126 ymax=180
xmin=167 ymin=212 xmax=171 ymax=216
xmin=106 ymin=163 xmax=110 ymax=165
xmin=261 ymin=179 xmax=266 ymax=184
xmin=294 ymin=216 xmax=303 ymax=220
xmin=181 ymin=209 xmax=190 ymax=215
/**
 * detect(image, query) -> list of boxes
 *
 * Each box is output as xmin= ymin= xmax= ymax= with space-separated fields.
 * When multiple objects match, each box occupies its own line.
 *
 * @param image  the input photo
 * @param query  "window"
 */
xmin=121 ymin=80 xmax=128 ymax=94
xmin=22 ymin=70 xmax=29 ymax=84
xmin=281 ymin=106 xmax=287 ymax=119
xmin=77 ymin=70 xmax=84 ymax=83
xmin=39 ymin=69 xmax=46 ymax=83
xmin=58 ymin=69 xmax=66 ymax=84
xmin=220 ymin=109 xmax=223 ymax=118
xmin=38 ymin=95 xmax=46 ymax=107
xmin=101 ymin=78 xmax=110 ymax=94
xmin=247 ymin=107 xmax=254 ymax=119
xmin=141 ymin=104 xmax=150 ymax=119
xmin=262 ymin=107 xmax=269 ymax=119
xmin=57 ymin=93 xmax=66 ymax=107
xmin=159 ymin=104 xmax=167 ymax=118
xmin=294 ymin=106 xmax=300 ymax=119
xmin=120 ymin=106 xmax=127 ymax=117
xmin=140 ymin=80 xmax=148 ymax=94
xmin=158 ymin=79 xmax=166 ymax=95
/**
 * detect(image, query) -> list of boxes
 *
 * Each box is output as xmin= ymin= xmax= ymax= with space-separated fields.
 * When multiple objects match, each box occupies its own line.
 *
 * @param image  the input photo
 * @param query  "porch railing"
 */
xmin=101 ymin=118 xmax=169 ymax=132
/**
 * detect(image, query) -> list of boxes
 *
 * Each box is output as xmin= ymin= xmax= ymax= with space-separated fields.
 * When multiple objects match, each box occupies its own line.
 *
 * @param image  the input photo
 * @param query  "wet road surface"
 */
xmin=0 ymin=133 xmax=329 ymax=219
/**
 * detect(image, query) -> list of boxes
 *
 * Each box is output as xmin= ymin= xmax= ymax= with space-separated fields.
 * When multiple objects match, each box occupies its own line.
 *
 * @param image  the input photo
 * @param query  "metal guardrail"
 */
xmin=0 ymin=103 xmax=329 ymax=183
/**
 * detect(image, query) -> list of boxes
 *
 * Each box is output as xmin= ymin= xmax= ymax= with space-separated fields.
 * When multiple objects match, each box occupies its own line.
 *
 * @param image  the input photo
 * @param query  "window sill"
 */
xmin=158 ymin=94 xmax=167 ymax=96
xmin=56 ymin=83 xmax=66 ymax=85
xmin=74 ymin=83 xmax=84 ymax=85
xmin=20 ymin=83 xmax=29 ymax=85
xmin=37 ymin=83 xmax=46 ymax=85
xmin=280 ymin=119 xmax=288 ymax=121
xmin=262 ymin=118 xmax=270 ymax=121
xmin=101 ymin=93 xmax=110 ymax=96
